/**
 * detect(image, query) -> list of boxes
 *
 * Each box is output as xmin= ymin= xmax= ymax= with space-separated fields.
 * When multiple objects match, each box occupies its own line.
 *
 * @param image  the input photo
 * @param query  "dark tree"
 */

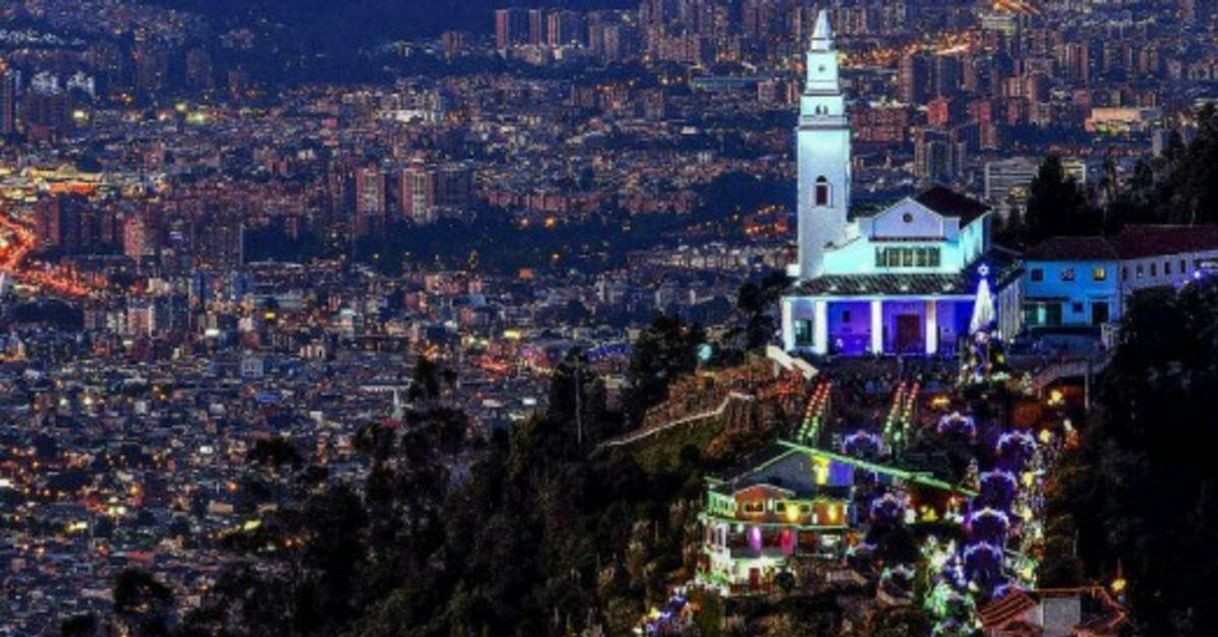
xmin=112 ymin=569 xmax=174 ymax=637
xmin=737 ymin=269 xmax=792 ymax=351
xmin=247 ymin=437 xmax=303 ymax=468
xmin=545 ymin=349 xmax=616 ymax=453
xmin=622 ymin=315 xmax=706 ymax=428
xmin=1024 ymin=154 xmax=1095 ymax=244
xmin=60 ymin=614 xmax=97 ymax=637
xmin=1054 ymin=280 xmax=1218 ymax=637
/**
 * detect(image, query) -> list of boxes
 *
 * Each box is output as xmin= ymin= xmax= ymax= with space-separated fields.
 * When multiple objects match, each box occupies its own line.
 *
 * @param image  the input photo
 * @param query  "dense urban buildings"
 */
xmin=0 ymin=0 xmax=1217 ymax=636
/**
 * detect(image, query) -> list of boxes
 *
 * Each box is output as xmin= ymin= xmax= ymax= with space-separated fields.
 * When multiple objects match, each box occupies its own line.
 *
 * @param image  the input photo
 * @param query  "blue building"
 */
xmin=1022 ymin=226 xmax=1218 ymax=330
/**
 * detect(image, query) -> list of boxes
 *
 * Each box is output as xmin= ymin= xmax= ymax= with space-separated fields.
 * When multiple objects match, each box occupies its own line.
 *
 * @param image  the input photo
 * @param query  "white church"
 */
xmin=780 ymin=12 xmax=1022 ymax=357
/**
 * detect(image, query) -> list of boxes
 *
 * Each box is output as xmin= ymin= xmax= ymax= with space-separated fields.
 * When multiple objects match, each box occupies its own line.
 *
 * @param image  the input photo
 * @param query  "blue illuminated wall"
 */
xmin=827 ymin=301 xmax=871 ymax=355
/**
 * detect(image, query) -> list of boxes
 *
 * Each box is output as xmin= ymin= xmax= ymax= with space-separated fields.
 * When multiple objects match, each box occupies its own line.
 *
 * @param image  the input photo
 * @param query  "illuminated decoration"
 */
xmin=969 ymin=265 xmax=995 ymax=334
xmin=869 ymin=492 xmax=906 ymax=522
xmin=996 ymin=430 xmax=1036 ymax=454
xmin=813 ymin=456 xmax=830 ymax=485
xmin=780 ymin=528 xmax=795 ymax=554
xmin=842 ymin=429 xmax=885 ymax=458
xmin=883 ymin=380 xmax=919 ymax=453
xmin=748 ymin=525 xmax=762 ymax=552
xmin=962 ymin=541 xmax=1007 ymax=595
xmin=778 ymin=440 xmax=978 ymax=496
xmin=959 ymin=264 xmax=1010 ymax=385
xmin=796 ymin=380 xmax=832 ymax=444
xmin=937 ymin=412 xmax=977 ymax=440
xmin=979 ymin=470 xmax=1017 ymax=510
xmin=966 ymin=508 xmax=1011 ymax=541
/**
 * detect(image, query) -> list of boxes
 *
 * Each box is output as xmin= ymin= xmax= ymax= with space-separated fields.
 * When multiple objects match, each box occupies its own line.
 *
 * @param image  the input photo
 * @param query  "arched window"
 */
xmin=814 ymin=176 xmax=831 ymax=206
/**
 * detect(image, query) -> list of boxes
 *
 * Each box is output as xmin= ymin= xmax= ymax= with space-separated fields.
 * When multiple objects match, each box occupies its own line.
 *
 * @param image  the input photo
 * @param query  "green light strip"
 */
xmin=776 ymin=439 xmax=978 ymax=496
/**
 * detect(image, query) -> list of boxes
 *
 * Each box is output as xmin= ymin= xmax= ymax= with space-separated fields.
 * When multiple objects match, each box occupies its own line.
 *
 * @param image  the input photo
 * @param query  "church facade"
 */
xmin=781 ymin=13 xmax=1021 ymax=357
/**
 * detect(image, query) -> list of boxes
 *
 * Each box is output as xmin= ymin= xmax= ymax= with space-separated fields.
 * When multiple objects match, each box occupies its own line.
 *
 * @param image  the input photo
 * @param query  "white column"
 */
xmin=925 ymin=299 xmax=938 ymax=355
xmin=813 ymin=300 xmax=828 ymax=355
xmin=781 ymin=298 xmax=795 ymax=351
xmin=870 ymin=299 xmax=883 ymax=354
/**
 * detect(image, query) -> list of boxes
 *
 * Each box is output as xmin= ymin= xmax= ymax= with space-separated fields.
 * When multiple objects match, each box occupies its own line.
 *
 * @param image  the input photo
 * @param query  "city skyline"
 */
xmin=0 ymin=1 xmax=1216 ymax=636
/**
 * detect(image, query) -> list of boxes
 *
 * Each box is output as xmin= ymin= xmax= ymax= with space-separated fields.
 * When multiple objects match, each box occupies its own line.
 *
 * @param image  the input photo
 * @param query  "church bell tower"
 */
xmin=796 ymin=10 xmax=850 ymax=280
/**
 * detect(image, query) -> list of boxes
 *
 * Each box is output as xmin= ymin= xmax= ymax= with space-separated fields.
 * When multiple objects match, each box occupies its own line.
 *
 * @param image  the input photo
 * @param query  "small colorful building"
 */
xmin=697 ymin=441 xmax=974 ymax=596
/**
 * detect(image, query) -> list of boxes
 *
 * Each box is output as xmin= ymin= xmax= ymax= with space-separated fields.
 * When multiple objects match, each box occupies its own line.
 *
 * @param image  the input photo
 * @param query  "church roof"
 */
xmin=913 ymin=186 xmax=991 ymax=227
xmin=792 ymin=249 xmax=1022 ymax=298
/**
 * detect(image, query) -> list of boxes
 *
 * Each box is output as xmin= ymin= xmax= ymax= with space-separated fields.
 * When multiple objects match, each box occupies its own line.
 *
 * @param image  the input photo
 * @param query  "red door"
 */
xmin=896 ymin=314 xmax=922 ymax=353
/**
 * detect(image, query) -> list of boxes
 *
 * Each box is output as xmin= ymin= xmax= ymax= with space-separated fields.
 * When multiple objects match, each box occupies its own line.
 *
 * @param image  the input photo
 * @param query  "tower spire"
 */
xmin=811 ymin=10 xmax=833 ymax=52
xmin=796 ymin=7 xmax=850 ymax=280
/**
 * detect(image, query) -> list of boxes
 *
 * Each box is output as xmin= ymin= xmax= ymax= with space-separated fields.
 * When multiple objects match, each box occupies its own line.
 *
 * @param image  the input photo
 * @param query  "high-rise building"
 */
xmin=185 ymin=48 xmax=215 ymax=92
xmin=123 ymin=212 xmax=152 ymax=262
xmin=195 ymin=218 xmax=244 ymax=271
xmin=132 ymin=44 xmax=170 ymax=95
xmin=547 ymin=10 xmax=584 ymax=47
xmin=35 ymin=194 xmax=98 ymax=254
xmin=528 ymin=9 xmax=546 ymax=46
xmin=399 ymin=165 xmax=474 ymax=225
xmin=913 ymin=129 xmax=965 ymax=184
xmin=495 ymin=9 xmax=529 ymax=50
xmin=0 ymin=70 xmax=17 ymax=136
xmin=22 ymin=86 xmax=70 ymax=140
xmin=898 ymin=53 xmax=930 ymax=105
xmin=354 ymin=166 xmax=387 ymax=238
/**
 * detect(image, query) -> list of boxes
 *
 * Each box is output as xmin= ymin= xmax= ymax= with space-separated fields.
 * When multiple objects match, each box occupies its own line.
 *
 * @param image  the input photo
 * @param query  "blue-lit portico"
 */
xmin=781 ymin=256 xmax=1022 ymax=357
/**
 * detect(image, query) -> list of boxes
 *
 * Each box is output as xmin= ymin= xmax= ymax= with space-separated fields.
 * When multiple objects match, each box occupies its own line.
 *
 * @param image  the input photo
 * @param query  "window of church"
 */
xmin=815 ymin=177 xmax=830 ymax=206
xmin=876 ymin=247 xmax=940 ymax=269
